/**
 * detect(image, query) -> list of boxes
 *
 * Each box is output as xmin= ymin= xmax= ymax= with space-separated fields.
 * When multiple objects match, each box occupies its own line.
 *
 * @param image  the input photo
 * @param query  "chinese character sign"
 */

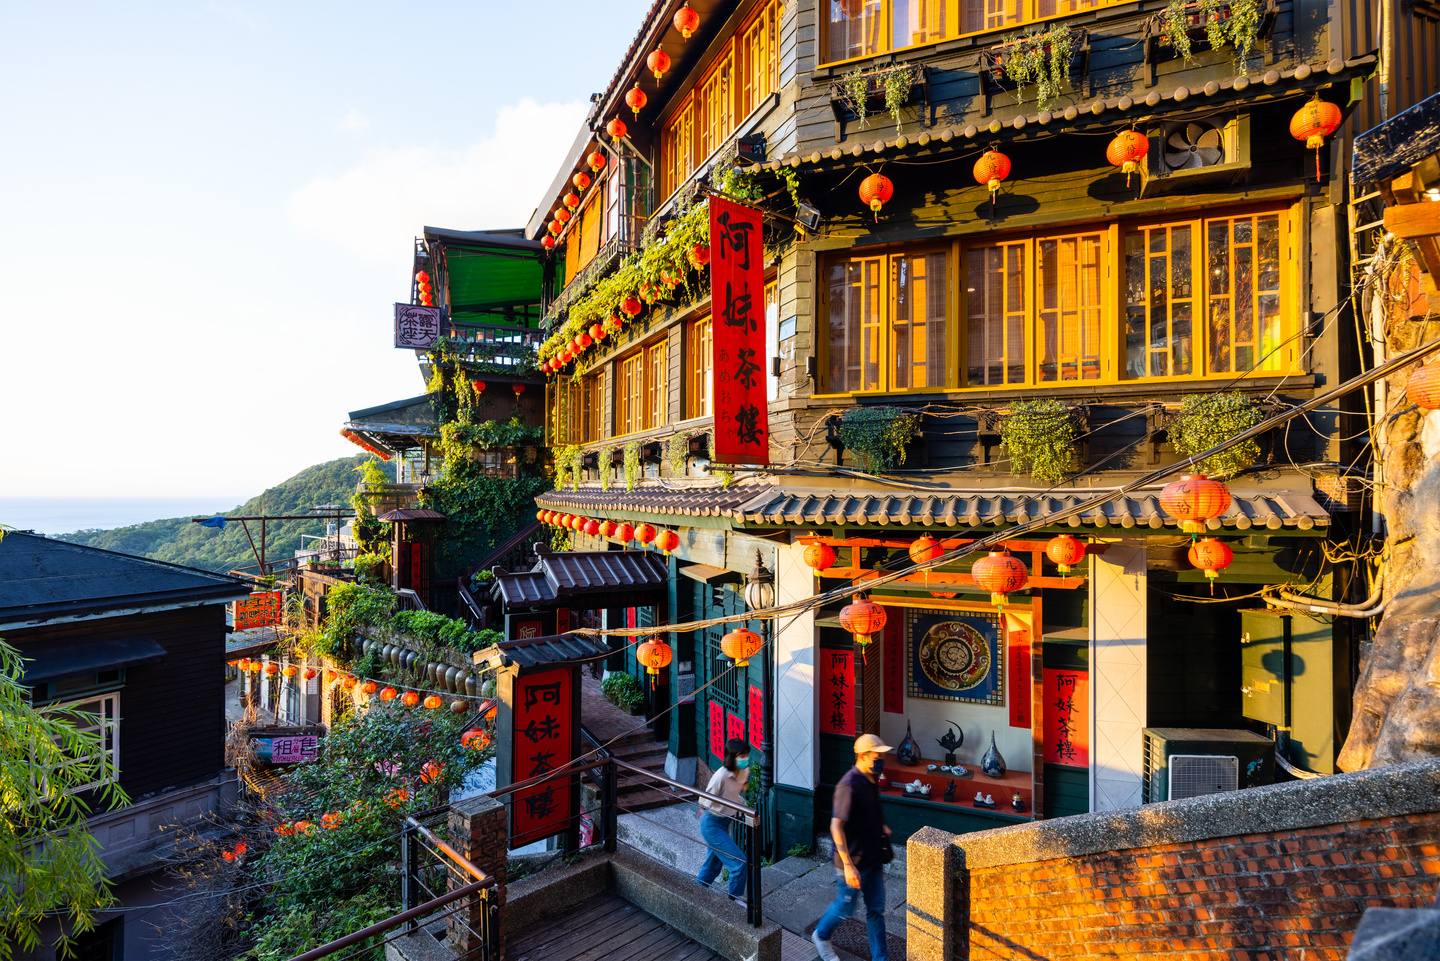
xmin=747 ymin=685 xmax=764 ymax=749
xmin=709 ymin=197 xmax=768 ymax=466
xmin=511 ymin=667 xmax=574 ymax=846
xmin=1008 ymin=629 xmax=1031 ymax=728
xmin=727 ymin=710 xmax=745 ymax=745
xmin=818 ymin=649 xmax=855 ymax=736
xmin=1042 ymin=669 xmax=1090 ymax=767
xmin=234 ymin=591 xmax=283 ymax=631
xmin=882 ymin=607 xmax=904 ymax=714
xmin=271 ymin=735 xmax=319 ymax=764
xmin=709 ymin=700 xmax=725 ymax=760
xmin=394 ymin=303 xmax=441 ymax=348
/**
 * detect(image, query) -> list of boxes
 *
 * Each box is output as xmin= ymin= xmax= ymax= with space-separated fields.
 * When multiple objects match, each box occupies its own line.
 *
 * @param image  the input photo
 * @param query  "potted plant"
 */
xmin=830 ymin=63 xmax=927 ymax=134
xmin=1167 ymin=391 xmax=1265 ymax=475
xmin=836 ymin=407 xmax=921 ymax=473
xmin=1000 ymin=400 xmax=1078 ymax=483
xmin=1152 ymin=0 xmax=1266 ymax=65
xmin=983 ymin=26 xmax=1079 ymax=110
xmin=601 ymin=672 xmax=645 ymax=715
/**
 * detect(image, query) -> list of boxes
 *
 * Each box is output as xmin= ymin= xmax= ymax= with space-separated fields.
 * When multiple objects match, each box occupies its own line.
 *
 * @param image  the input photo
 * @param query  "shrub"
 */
xmin=600 ymin=672 xmax=644 ymax=713
xmin=1167 ymin=392 xmax=1265 ymax=477
xmin=1000 ymin=400 xmax=1076 ymax=484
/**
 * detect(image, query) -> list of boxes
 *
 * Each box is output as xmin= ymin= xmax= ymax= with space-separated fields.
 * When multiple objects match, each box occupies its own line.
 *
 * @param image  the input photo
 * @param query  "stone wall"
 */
xmin=907 ymin=757 xmax=1440 ymax=960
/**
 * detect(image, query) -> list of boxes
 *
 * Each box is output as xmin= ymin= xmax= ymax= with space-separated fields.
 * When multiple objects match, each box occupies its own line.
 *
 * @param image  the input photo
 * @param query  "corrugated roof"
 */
xmin=473 ymin=632 xmax=611 ymax=671
xmin=377 ymin=509 xmax=446 ymax=522
xmin=535 ymin=484 xmax=759 ymax=518
xmin=493 ymin=547 xmax=671 ymax=610
xmin=737 ymin=489 xmax=1330 ymax=532
xmin=494 ymin=570 xmax=554 ymax=607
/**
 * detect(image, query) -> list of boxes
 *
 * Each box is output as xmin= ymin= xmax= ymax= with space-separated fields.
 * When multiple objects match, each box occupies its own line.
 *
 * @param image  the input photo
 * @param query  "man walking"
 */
xmin=812 ymin=733 xmax=893 ymax=961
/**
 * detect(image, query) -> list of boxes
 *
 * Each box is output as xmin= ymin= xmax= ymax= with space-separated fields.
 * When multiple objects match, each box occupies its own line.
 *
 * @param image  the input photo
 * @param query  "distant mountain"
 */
xmin=57 ymin=456 xmax=395 ymax=574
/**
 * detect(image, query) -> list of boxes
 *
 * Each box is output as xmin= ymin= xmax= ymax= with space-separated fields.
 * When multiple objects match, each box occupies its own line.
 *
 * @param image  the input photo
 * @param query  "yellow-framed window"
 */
xmin=689 ymin=318 xmax=714 ymax=419
xmin=964 ymin=241 xmax=1029 ymax=387
xmin=893 ymin=250 xmax=949 ymax=389
xmin=894 ymin=0 xmax=951 ymax=48
xmin=825 ymin=248 xmax=952 ymax=393
xmin=647 ymin=339 xmax=669 ymax=428
xmin=823 ymin=0 xmax=886 ymax=64
xmin=1205 ymin=210 xmax=1287 ymax=374
xmin=697 ymin=52 xmax=734 ymax=162
xmin=1124 ymin=221 xmax=1198 ymax=379
xmin=617 ymin=352 xmax=645 ymax=435
xmin=740 ymin=0 xmax=780 ymax=117
xmin=584 ymin=371 xmax=605 ymax=442
xmin=1036 ymin=229 xmax=1106 ymax=383
xmin=660 ymin=101 xmax=695 ymax=203
xmin=566 ymin=377 xmax=585 ymax=443
xmin=827 ymin=255 xmax=885 ymax=392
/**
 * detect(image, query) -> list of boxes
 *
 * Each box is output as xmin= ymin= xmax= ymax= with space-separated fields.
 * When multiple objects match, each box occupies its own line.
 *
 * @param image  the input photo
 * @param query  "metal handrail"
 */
xmin=286 ymin=876 xmax=493 ymax=961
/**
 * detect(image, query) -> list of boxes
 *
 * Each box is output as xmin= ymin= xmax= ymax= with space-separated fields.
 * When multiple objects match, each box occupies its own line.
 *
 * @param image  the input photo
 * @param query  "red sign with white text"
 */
xmin=709 ymin=196 xmax=768 ymax=465
xmin=510 ymin=667 xmax=574 ymax=846
xmin=1043 ymin=669 xmax=1090 ymax=767
xmin=234 ymin=591 xmax=284 ymax=631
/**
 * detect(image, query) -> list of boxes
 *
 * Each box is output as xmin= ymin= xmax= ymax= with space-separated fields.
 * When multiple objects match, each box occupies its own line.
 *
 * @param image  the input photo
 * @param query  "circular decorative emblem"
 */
xmin=918 ymin=621 xmax=990 ymax=691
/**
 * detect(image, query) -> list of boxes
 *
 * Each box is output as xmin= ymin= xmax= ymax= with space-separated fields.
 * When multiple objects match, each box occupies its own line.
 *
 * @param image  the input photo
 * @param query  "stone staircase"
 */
xmin=580 ymin=674 xmax=679 ymax=813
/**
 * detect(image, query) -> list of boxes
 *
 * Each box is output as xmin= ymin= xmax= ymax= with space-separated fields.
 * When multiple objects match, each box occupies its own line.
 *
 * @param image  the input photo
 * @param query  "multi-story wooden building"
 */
xmin=516 ymin=0 xmax=1402 ymax=853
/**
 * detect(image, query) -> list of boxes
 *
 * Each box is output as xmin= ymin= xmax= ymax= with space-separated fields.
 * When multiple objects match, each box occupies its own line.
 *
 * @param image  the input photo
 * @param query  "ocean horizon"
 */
xmin=0 ymin=496 xmax=248 ymax=538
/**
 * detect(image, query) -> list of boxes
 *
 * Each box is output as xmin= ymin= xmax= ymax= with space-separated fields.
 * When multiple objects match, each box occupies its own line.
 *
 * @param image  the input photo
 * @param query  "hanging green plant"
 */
xmin=840 ymin=68 xmax=870 ymax=129
xmin=1000 ymin=400 xmax=1076 ymax=484
xmin=882 ymin=64 xmax=920 ymax=132
xmin=553 ymin=444 xmax=580 ymax=491
xmin=1167 ymin=392 xmax=1265 ymax=476
xmin=837 ymin=407 xmax=921 ymax=473
xmin=999 ymin=26 xmax=1073 ymax=109
xmin=623 ymin=441 xmax=643 ymax=492
xmin=667 ymin=433 xmax=692 ymax=476
xmin=570 ymin=447 xmax=584 ymax=490
xmin=599 ymin=445 xmax=616 ymax=490
xmin=1162 ymin=0 xmax=1193 ymax=62
xmin=713 ymin=469 xmax=734 ymax=489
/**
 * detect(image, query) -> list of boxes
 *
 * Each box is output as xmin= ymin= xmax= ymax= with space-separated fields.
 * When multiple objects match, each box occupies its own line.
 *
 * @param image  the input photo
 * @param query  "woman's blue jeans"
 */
xmin=815 ymin=866 xmax=888 ymax=961
xmin=695 ymin=811 xmax=747 ymax=898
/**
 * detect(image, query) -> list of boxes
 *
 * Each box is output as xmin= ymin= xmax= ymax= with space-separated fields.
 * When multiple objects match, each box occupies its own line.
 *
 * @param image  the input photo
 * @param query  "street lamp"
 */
xmin=744 ymin=550 xmax=775 ymax=859
xmin=745 ymin=550 xmax=775 ymax=612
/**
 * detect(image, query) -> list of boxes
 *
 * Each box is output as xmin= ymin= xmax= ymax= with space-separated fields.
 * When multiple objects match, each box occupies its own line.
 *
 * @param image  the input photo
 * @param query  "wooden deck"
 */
xmin=508 ymin=893 xmax=725 ymax=961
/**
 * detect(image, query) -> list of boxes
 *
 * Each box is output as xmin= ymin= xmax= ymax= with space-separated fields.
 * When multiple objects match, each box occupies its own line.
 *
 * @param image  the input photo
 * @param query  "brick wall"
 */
xmin=907 ymin=757 xmax=1440 ymax=961
xmin=447 ymin=794 xmax=508 ymax=958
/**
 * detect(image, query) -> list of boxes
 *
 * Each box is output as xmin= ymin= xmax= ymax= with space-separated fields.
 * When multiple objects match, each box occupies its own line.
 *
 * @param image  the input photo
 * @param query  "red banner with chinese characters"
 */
xmin=709 ymin=196 xmax=768 ymax=465
xmin=511 ymin=667 xmax=574 ymax=846
xmin=882 ymin=605 xmax=904 ymax=714
xmin=727 ymin=710 xmax=745 ymax=745
xmin=234 ymin=591 xmax=283 ymax=631
xmin=747 ymin=685 xmax=764 ymax=749
xmin=818 ymin=648 xmax=855 ymax=736
xmin=1043 ymin=668 xmax=1090 ymax=766
xmin=1008 ymin=629 xmax=1031 ymax=728
xmin=709 ymin=699 xmax=725 ymax=760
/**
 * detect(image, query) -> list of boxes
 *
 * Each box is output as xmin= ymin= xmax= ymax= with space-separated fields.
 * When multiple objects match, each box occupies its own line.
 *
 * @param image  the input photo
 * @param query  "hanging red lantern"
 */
xmin=655 ymin=529 xmax=680 ymax=553
xmin=512 ymin=383 xmax=524 ymax=396
xmin=563 ymin=192 xmax=580 ymax=210
xmin=690 ymin=243 xmax=711 ymax=267
xmin=282 ymin=665 xmax=298 ymax=678
xmin=973 ymin=148 xmax=1011 ymax=194
xmin=908 ymin=534 xmax=943 ymax=566
xmin=584 ymin=519 xmax=601 ymax=536
xmin=607 ymin=116 xmax=628 ymax=139
xmin=568 ymin=515 xmax=584 ymax=530
xmin=549 ymin=219 xmax=563 ymax=235
xmin=541 ymin=235 xmax=556 ymax=251
xmin=555 ymin=208 xmax=572 ymax=223
xmin=803 ymin=541 xmax=837 ymax=572
xmin=971 ymin=550 xmax=1029 ymax=609
xmin=416 ymin=270 xmax=430 ymax=284
xmin=561 ymin=348 xmax=574 ymax=363
xmin=590 ymin=323 xmax=606 ymax=341
xmin=576 ymin=332 xmax=592 ymax=348
xmin=420 ymin=761 xmax=444 ymax=783
xmin=1159 ymin=474 xmax=1232 ymax=533
xmin=616 ymin=522 xmax=636 ymax=542
xmin=621 ymin=295 xmax=643 ymax=316
xmin=424 ymin=694 xmax=443 ymax=710
xmin=360 ymin=680 xmax=377 ymax=695
xmin=839 ymin=598 xmax=887 ymax=654
xmin=674 ymin=1 xmax=700 ymax=38
xmin=536 ymin=510 xmax=547 ymax=523
xmin=302 ymin=667 xmax=317 ymax=681
xmin=400 ymin=691 xmax=420 ymax=708
xmin=1407 ymin=360 xmax=1440 ymax=410
xmin=588 ymin=150 xmax=607 ymax=173
xmin=235 ymin=842 xmax=247 ymax=856
xmin=625 ymin=84 xmax=648 ymax=115
xmin=1290 ymin=96 xmax=1342 ymax=182
xmin=1188 ymin=537 xmax=1234 ymax=594
xmin=637 ymin=639 xmax=674 ymax=686
xmin=223 ymin=850 xmax=236 ymax=861
xmin=1045 ymin=534 xmax=1087 ymax=575
xmin=1106 ymin=129 xmax=1149 ymax=186
xmin=647 ymin=48 xmax=671 ymax=79
xmin=599 ymin=519 xmax=618 ymax=537
xmin=720 ymin=628 xmax=763 ymax=666
xmin=573 ymin=171 xmax=591 ymax=192
xmin=380 ymin=686 xmax=398 ymax=702
xmin=471 ymin=380 xmax=486 ymax=393
xmin=238 ymin=658 xmax=251 ymax=672
xmin=635 ymin=523 xmax=657 ymax=545
xmin=858 ymin=172 xmax=893 ymax=217
xmin=342 ymin=675 xmax=357 ymax=689
xmin=264 ymin=662 xmax=279 ymax=675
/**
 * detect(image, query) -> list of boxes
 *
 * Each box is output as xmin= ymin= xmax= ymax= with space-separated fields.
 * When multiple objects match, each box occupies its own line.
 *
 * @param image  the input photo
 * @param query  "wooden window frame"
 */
xmin=688 ymin=317 xmax=714 ymax=419
xmin=616 ymin=338 xmax=669 ymax=436
xmin=39 ymin=692 xmax=119 ymax=795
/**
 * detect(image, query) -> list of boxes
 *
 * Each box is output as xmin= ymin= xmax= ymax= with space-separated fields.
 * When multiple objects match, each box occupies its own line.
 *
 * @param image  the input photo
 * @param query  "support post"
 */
xmin=446 ymin=794 xmax=508 ymax=960
xmin=603 ymin=759 xmax=618 ymax=853
xmin=401 ymin=821 xmax=419 ymax=932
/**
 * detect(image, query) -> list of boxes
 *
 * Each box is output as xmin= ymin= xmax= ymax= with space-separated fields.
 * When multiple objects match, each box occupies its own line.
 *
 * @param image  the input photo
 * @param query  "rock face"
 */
xmin=1338 ymin=297 xmax=1440 ymax=771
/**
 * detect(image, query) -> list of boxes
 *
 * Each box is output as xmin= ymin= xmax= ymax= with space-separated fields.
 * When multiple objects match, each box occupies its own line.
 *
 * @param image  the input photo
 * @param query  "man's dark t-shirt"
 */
xmin=831 ymin=766 xmax=886 ymax=872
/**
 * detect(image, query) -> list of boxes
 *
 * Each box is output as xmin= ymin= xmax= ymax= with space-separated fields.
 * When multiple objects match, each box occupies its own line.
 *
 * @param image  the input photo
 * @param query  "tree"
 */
xmin=0 ymin=638 xmax=128 ymax=957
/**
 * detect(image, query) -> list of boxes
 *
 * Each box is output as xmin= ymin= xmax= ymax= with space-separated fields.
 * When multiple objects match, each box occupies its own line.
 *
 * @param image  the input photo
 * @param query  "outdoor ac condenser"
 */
xmin=1142 ymin=728 xmax=1275 ymax=803
xmin=1167 ymin=754 xmax=1240 ymax=801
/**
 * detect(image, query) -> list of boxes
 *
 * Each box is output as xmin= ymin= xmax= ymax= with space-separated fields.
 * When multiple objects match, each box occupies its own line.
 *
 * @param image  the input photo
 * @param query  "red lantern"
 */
xmin=361 ymin=680 xmax=377 ymax=695
xmin=590 ymin=323 xmax=606 ymax=341
xmin=264 ymin=662 xmax=279 ymax=675
xmin=858 ymin=172 xmax=893 ymax=217
xmin=555 ymin=207 xmax=571 ymax=223
xmin=971 ymin=550 xmax=1029 ymax=609
xmin=513 ymin=383 xmax=524 ymax=396
xmin=471 ymin=380 xmax=486 ymax=393
xmin=282 ymin=664 xmax=298 ymax=678
xmin=303 ymin=667 xmax=318 ymax=680
xmin=577 ymin=332 xmax=592 ymax=348
xmin=1159 ymin=474 xmax=1232 ymax=533
xmin=1408 ymin=360 xmax=1440 ymax=410
xmin=569 ymin=515 xmax=585 ymax=530
xmin=1188 ymin=537 xmax=1234 ymax=594
xmin=647 ymin=48 xmax=671 ymax=80
xmin=599 ymin=519 xmax=618 ymax=537
xmin=424 ymin=694 xmax=443 ymax=710
xmin=420 ymin=761 xmax=444 ymax=783
xmin=573 ymin=172 xmax=591 ymax=192
xmin=607 ymin=116 xmax=628 ymax=139
xmin=223 ymin=850 xmax=235 ymax=861
xmin=416 ymin=270 xmax=430 ymax=284
xmin=674 ymin=1 xmax=700 ymax=38
xmin=908 ymin=534 xmax=943 ymax=566
xmin=1106 ymin=129 xmax=1149 ymax=186
xmin=625 ymin=84 xmax=648 ymax=115
xmin=804 ymin=541 xmax=837 ymax=572
xmin=637 ymin=639 xmax=674 ymax=686
xmin=655 ymin=529 xmax=680 ymax=553
xmin=584 ymin=519 xmax=601 ymax=536
xmin=238 ymin=658 xmax=251 ymax=672
xmin=563 ymin=192 xmax=580 ymax=210
xmin=973 ymin=148 xmax=1011 ymax=194
xmin=1290 ymin=96 xmax=1342 ymax=182
xmin=401 ymin=691 xmax=420 ymax=707
xmin=588 ymin=150 xmax=607 ymax=173
xmin=549 ymin=219 xmax=563 ymax=235
xmin=621 ymin=295 xmax=643 ymax=316
xmin=635 ymin=523 xmax=657 ymax=545
xmin=541 ymin=235 xmax=556 ymax=251
xmin=342 ymin=675 xmax=357 ymax=689
xmin=616 ymin=522 xmax=635 ymax=542
xmin=380 ymin=686 xmax=398 ymax=702
xmin=536 ymin=510 xmax=547 ymax=523
xmin=690 ymin=243 xmax=711 ymax=267
xmin=561 ymin=348 xmax=574 ymax=363
xmin=839 ymin=598 xmax=887 ymax=652
xmin=1045 ymin=534 xmax=1087 ymax=575
xmin=235 ymin=842 xmax=247 ymax=856
xmin=720 ymin=629 xmax=763 ymax=667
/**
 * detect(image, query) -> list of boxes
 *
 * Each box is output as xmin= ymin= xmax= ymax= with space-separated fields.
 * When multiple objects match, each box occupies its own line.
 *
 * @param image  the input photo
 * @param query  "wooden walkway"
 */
xmin=508 ymin=893 xmax=725 ymax=961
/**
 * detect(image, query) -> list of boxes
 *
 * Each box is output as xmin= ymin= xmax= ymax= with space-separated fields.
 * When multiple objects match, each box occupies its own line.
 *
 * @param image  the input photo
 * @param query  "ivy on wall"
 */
xmin=838 ymin=408 xmax=921 ymax=473
xmin=1168 ymin=392 xmax=1264 ymax=476
xmin=1001 ymin=400 xmax=1077 ymax=484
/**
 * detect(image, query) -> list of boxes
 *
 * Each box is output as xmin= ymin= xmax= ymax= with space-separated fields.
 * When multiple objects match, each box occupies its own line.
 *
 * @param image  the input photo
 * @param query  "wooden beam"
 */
xmin=818 ymin=569 xmax=1086 ymax=590
xmin=796 ymin=535 xmax=1108 ymax=554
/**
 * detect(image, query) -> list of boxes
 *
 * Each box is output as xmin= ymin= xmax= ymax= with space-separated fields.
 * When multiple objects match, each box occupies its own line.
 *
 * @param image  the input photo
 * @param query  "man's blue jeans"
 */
xmin=695 ymin=812 xmax=747 ymax=898
xmin=815 ymin=866 xmax=887 ymax=961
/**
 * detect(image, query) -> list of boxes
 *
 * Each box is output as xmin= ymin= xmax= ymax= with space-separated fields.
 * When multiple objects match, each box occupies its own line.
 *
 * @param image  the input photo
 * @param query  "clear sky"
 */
xmin=0 ymin=1 xmax=650 ymax=497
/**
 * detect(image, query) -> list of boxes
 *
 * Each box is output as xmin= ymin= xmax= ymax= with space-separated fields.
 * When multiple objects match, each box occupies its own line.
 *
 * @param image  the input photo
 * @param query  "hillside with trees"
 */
xmin=58 ymin=456 xmax=393 ymax=574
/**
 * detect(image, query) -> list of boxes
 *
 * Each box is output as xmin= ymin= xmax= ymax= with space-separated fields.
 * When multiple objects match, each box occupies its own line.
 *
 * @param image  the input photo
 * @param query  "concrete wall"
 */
xmin=907 ymin=756 xmax=1440 ymax=961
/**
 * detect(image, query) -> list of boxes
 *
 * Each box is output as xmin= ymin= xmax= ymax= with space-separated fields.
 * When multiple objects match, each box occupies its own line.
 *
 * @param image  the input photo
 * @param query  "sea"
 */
xmin=0 ymin=496 xmax=247 ymax=538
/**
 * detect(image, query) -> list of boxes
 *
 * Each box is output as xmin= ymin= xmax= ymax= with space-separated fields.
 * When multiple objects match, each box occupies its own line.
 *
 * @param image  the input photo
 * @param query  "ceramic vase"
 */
xmin=897 ymin=721 xmax=920 ymax=766
xmin=980 ymin=731 xmax=1007 ymax=779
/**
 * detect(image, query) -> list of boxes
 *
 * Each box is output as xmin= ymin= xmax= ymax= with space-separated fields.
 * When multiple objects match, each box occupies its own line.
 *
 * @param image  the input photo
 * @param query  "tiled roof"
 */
xmin=492 ymin=546 xmax=670 ymax=609
xmin=473 ymin=633 xmax=610 ymax=671
xmin=737 ymin=489 xmax=1330 ymax=532
xmin=535 ymin=484 xmax=759 ymax=519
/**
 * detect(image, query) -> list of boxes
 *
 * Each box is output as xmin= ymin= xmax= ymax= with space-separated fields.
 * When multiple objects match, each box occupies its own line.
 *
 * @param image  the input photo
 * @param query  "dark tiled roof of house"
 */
xmin=535 ymin=484 xmax=758 ymax=519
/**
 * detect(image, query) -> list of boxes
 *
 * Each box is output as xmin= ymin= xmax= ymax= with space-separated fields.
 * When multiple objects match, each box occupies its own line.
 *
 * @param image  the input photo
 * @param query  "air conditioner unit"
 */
xmin=1142 ymin=728 xmax=1274 ymax=803
xmin=1168 ymin=754 xmax=1239 ymax=801
xmin=1141 ymin=114 xmax=1251 ymax=197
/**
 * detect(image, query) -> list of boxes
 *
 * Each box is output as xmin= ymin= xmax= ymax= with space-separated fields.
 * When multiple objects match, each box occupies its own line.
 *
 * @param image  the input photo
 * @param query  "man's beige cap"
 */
xmin=854 ymin=733 xmax=894 ymax=754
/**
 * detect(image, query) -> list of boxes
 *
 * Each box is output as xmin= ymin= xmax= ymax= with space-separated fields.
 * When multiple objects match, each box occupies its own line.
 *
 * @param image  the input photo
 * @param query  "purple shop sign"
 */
xmin=270 ymin=735 xmax=319 ymax=764
xmin=394 ymin=303 xmax=441 ymax=349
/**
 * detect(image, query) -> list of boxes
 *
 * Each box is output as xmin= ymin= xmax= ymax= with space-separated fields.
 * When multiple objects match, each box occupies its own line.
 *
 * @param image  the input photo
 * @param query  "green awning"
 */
xmin=425 ymin=228 xmax=548 ymax=323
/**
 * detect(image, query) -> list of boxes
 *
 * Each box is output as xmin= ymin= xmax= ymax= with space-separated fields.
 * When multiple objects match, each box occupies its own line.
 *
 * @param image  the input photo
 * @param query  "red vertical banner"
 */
xmin=1008 ymin=629 xmax=1031 ymax=728
xmin=818 ymin=649 xmax=855 ymax=736
xmin=556 ymin=607 xmax=571 ymax=634
xmin=727 ymin=709 xmax=745 ymax=745
xmin=410 ymin=541 xmax=424 ymax=594
xmin=511 ymin=667 xmax=574 ymax=846
xmin=709 ymin=196 xmax=768 ymax=465
xmin=882 ymin=605 xmax=905 ymax=714
xmin=708 ymin=700 xmax=725 ymax=759
xmin=747 ymin=685 xmax=764 ymax=749
xmin=1043 ymin=669 xmax=1090 ymax=766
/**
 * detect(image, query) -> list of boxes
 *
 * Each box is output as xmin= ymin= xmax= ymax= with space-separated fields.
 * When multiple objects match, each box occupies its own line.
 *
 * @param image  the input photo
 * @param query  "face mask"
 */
xmin=736 ymin=757 xmax=751 ymax=769
xmin=872 ymin=757 xmax=885 ymax=777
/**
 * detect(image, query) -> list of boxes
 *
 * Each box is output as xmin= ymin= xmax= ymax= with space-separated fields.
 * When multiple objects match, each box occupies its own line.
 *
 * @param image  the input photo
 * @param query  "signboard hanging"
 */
xmin=394 ymin=303 xmax=441 ymax=348
xmin=1043 ymin=668 xmax=1090 ymax=767
xmin=882 ymin=606 xmax=905 ymax=714
xmin=510 ymin=667 xmax=574 ymax=846
xmin=818 ymin=648 xmax=855 ymax=736
xmin=1008 ymin=629 xmax=1031 ymax=728
xmin=727 ymin=709 xmax=745 ymax=746
xmin=234 ymin=591 xmax=284 ymax=631
xmin=709 ymin=196 xmax=768 ymax=466
xmin=709 ymin=700 xmax=725 ymax=760
xmin=747 ymin=685 xmax=764 ymax=749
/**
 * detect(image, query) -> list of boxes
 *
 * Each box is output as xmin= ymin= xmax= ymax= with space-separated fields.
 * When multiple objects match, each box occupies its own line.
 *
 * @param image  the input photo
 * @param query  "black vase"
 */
xmin=980 ymin=731 xmax=1007 ymax=779
xmin=897 ymin=722 xmax=920 ymax=766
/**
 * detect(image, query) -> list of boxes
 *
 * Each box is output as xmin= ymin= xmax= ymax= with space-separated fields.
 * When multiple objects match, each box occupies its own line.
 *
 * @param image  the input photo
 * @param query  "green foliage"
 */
xmin=389 ymin=611 xmax=500 ymax=655
xmin=785 ymin=843 xmax=814 ymax=858
xmin=840 ymin=68 xmax=871 ymax=128
xmin=999 ymin=26 xmax=1073 ymax=109
xmin=600 ymin=672 xmax=644 ymax=713
xmin=351 ymin=458 xmax=392 ymax=559
xmin=440 ymin=417 xmax=544 ymax=460
xmin=600 ymin=445 xmax=617 ymax=490
xmin=882 ymin=63 xmax=920 ymax=131
xmin=57 ymin=455 xmax=394 ymax=575
xmin=623 ymin=441 xmax=643 ymax=491
xmin=713 ymin=469 xmax=734 ymax=489
xmin=667 ymin=433 xmax=692 ymax=475
xmin=1001 ymin=400 xmax=1076 ymax=484
xmin=1168 ymin=392 xmax=1265 ymax=476
xmin=314 ymin=583 xmax=396 ymax=662
xmin=1163 ymin=0 xmax=1193 ymax=61
xmin=0 ymin=639 xmax=129 ymax=958
xmin=1162 ymin=0 xmax=1260 ymax=65
xmin=352 ymin=552 xmax=388 ymax=585
xmin=420 ymin=474 xmax=552 ymax=581
xmin=838 ymin=407 xmax=920 ymax=473
xmin=553 ymin=445 xmax=581 ymax=491
xmin=252 ymin=894 xmax=397 ymax=961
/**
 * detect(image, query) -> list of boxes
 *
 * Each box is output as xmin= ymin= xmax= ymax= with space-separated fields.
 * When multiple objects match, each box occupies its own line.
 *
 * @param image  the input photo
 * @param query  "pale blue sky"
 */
xmin=0 ymin=1 xmax=649 ymax=497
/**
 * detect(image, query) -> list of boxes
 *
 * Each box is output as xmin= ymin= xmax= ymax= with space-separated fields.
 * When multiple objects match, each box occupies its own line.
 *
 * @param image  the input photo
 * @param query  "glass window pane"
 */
xmin=1037 ymin=234 xmax=1102 ymax=382
xmin=966 ymin=244 xmax=1027 ymax=386
xmin=824 ymin=0 xmax=883 ymax=62
xmin=893 ymin=251 xmax=949 ymax=389
xmin=894 ymin=0 xmax=946 ymax=47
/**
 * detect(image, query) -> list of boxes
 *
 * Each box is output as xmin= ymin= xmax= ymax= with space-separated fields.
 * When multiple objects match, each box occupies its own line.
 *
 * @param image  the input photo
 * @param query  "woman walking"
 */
xmin=695 ymin=738 xmax=750 ymax=901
